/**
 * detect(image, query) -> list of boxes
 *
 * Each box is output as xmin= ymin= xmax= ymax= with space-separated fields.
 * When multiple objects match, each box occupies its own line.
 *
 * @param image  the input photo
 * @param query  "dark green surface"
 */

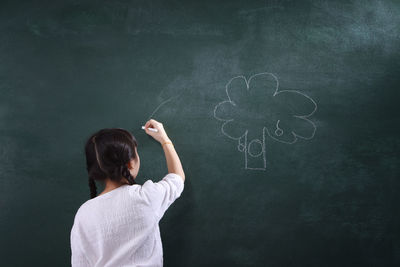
xmin=1 ymin=0 xmax=399 ymax=266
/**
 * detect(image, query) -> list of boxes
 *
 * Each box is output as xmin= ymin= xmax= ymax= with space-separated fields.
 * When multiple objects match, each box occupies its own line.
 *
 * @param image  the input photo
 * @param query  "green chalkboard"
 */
xmin=1 ymin=0 xmax=399 ymax=266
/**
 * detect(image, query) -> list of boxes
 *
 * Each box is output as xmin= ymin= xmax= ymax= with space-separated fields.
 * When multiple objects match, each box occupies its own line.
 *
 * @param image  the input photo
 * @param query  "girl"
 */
xmin=70 ymin=119 xmax=185 ymax=267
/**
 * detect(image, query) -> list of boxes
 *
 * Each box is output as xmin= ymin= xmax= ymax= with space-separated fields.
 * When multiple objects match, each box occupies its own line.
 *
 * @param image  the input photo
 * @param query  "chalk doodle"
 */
xmin=146 ymin=93 xmax=184 ymax=121
xmin=213 ymin=72 xmax=317 ymax=170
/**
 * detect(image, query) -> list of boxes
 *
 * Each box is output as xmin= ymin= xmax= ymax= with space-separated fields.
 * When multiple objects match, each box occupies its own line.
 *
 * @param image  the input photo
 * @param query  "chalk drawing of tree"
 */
xmin=213 ymin=72 xmax=317 ymax=170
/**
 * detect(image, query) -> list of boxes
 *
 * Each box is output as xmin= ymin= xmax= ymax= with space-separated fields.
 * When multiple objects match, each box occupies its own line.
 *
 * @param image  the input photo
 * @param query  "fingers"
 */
xmin=144 ymin=121 xmax=151 ymax=129
xmin=144 ymin=120 xmax=156 ymax=130
xmin=143 ymin=119 xmax=169 ymax=143
xmin=146 ymin=119 xmax=162 ymax=129
xmin=149 ymin=119 xmax=161 ymax=126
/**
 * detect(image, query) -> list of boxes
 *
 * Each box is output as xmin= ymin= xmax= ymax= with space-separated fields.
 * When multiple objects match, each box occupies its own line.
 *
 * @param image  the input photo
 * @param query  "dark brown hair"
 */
xmin=84 ymin=128 xmax=138 ymax=199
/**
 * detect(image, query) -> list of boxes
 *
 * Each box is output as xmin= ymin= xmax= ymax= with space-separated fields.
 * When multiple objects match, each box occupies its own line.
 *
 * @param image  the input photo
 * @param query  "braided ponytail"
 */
xmin=122 ymin=165 xmax=136 ymax=185
xmin=89 ymin=177 xmax=97 ymax=199
xmin=84 ymin=128 xmax=139 ymax=199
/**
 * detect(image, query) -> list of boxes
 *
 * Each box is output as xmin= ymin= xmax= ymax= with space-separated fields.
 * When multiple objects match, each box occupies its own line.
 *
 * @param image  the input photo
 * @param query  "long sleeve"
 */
xmin=140 ymin=173 xmax=185 ymax=221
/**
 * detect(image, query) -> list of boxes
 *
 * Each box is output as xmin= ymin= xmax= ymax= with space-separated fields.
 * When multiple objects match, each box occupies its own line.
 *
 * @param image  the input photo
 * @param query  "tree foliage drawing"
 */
xmin=213 ymin=72 xmax=317 ymax=170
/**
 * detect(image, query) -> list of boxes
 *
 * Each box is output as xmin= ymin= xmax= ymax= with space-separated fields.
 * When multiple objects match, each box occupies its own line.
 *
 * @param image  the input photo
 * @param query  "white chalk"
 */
xmin=142 ymin=126 xmax=158 ymax=132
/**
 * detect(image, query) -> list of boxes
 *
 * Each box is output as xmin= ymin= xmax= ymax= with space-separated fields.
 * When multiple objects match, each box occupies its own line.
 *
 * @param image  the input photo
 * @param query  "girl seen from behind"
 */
xmin=70 ymin=119 xmax=185 ymax=267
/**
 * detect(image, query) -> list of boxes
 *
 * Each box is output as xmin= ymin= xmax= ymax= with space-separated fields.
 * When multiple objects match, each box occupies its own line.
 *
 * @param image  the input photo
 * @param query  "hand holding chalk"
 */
xmin=143 ymin=119 xmax=170 ymax=144
xmin=141 ymin=126 xmax=158 ymax=132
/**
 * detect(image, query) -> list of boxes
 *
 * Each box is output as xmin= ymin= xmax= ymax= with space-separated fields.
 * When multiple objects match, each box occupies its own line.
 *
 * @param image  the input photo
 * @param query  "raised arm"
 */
xmin=144 ymin=119 xmax=185 ymax=182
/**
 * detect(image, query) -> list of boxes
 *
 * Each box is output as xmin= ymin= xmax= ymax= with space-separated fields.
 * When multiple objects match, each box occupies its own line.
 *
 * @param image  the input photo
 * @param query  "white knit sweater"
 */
xmin=70 ymin=173 xmax=184 ymax=267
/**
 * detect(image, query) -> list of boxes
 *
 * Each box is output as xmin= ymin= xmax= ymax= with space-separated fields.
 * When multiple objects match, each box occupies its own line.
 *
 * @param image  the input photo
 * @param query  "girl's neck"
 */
xmin=99 ymin=178 xmax=129 ymax=196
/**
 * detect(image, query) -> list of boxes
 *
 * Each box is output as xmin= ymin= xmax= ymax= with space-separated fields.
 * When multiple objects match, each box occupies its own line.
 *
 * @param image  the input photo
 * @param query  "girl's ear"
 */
xmin=127 ymin=159 xmax=135 ymax=170
xmin=126 ymin=161 xmax=132 ymax=170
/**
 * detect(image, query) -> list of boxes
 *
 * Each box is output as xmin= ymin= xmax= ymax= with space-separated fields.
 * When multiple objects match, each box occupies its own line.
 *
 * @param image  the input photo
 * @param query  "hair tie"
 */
xmin=162 ymin=141 xmax=173 ymax=147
